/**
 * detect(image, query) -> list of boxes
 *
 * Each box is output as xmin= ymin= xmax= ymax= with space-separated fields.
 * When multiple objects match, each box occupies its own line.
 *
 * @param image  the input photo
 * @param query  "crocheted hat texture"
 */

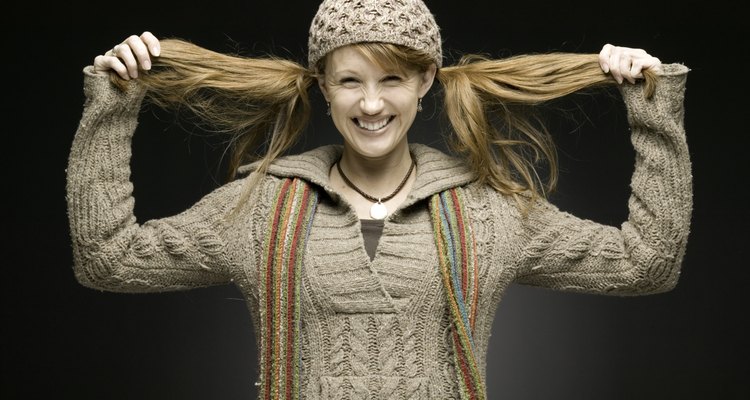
xmin=308 ymin=0 xmax=443 ymax=68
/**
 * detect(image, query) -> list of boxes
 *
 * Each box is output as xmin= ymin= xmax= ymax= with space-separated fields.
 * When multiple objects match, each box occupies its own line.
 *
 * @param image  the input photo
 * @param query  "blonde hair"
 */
xmin=113 ymin=38 xmax=657 ymax=215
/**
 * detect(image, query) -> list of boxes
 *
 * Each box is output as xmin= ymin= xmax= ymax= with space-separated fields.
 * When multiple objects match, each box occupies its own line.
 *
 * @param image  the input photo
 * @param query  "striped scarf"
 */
xmin=429 ymin=188 xmax=484 ymax=400
xmin=259 ymin=178 xmax=319 ymax=400
xmin=259 ymin=178 xmax=484 ymax=399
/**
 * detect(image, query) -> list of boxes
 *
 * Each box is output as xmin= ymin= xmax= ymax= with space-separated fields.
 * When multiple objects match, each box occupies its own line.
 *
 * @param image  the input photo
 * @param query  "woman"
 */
xmin=66 ymin=0 xmax=692 ymax=398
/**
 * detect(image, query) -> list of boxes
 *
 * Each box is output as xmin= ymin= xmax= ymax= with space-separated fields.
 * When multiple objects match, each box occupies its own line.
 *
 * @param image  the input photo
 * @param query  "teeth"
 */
xmin=355 ymin=117 xmax=391 ymax=131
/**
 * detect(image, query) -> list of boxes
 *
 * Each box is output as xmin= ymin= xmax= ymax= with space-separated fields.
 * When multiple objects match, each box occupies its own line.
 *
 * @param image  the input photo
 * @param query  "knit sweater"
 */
xmin=66 ymin=63 xmax=692 ymax=398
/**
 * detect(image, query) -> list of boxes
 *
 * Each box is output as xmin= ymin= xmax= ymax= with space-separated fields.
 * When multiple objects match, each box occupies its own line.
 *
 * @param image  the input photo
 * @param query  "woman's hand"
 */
xmin=599 ymin=43 xmax=662 ymax=84
xmin=93 ymin=31 xmax=161 ymax=81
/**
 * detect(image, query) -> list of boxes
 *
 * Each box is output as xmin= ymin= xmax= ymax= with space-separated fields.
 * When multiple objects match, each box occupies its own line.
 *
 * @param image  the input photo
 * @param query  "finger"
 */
xmin=140 ymin=31 xmax=161 ymax=57
xmin=619 ymin=56 xmax=636 ymax=84
xmin=93 ymin=54 xmax=131 ymax=81
xmin=111 ymin=43 xmax=138 ymax=79
xmin=598 ymin=43 xmax=614 ymax=74
xmin=627 ymin=53 xmax=662 ymax=82
xmin=641 ymin=56 xmax=662 ymax=74
xmin=631 ymin=60 xmax=644 ymax=82
xmin=608 ymin=46 xmax=624 ymax=84
xmin=110 ymin=35 xmax=152 ymax=78
xmin=124 ymin=34 xmax=155 ymax=72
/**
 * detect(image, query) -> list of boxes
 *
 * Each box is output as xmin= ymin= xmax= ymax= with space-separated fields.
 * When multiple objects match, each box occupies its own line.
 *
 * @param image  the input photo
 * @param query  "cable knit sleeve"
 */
xmin=65 ymin=67 xmax=243 ymax=293
xmin=515 ymin=63 xmax=692 ymax=295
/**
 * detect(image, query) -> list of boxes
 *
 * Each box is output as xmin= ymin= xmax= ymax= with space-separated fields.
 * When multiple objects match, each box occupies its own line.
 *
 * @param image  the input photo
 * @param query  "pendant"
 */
xmin=370 ymin=201 xmax=388 ymax=220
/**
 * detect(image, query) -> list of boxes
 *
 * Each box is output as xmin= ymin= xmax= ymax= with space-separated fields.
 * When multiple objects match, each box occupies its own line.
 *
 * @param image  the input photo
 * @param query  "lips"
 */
xmin=353 ymin=116 xmax=395 ymax=131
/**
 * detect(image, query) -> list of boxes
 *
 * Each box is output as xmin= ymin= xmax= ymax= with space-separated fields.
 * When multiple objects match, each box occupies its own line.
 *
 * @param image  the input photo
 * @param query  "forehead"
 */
xmin=324 ymin=45 xmax=408 ymax=75
xmin=326 ymin=47 xmax=372 ymax=70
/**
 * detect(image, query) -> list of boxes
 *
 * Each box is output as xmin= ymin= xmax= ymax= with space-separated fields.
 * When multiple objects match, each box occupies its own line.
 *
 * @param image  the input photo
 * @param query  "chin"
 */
xmin=348 ymin=137 xmax=405 ymax=159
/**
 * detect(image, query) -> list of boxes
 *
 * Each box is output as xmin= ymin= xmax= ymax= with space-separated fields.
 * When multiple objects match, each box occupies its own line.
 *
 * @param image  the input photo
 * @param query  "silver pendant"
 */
xmin=370 ymin=201 xmax=388 ymax=220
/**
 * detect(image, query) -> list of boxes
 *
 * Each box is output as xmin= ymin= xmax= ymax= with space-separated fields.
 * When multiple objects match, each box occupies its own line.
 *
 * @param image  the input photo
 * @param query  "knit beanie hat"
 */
xmin=308 ymin=0 xmax=443 ymax=68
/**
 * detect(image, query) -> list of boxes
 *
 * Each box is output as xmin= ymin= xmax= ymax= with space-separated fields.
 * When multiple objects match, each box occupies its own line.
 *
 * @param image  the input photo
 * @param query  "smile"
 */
xmin=353 ymin=116 xmax=395 ymax=131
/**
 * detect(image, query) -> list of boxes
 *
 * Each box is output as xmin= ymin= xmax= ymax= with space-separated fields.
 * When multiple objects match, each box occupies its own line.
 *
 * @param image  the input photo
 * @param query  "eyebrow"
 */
xmin=330 ymin=69 xmax=361 ymax=76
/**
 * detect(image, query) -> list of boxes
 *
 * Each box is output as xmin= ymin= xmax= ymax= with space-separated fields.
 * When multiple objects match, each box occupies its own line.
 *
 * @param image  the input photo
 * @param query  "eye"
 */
xmin=338 ymin=77 xmax=360 ymax=87
xmin=383 ymin=75 xmax=403 ymax=83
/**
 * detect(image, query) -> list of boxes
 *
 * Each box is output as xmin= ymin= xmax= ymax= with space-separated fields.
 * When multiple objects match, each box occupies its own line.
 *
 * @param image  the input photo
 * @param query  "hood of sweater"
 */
xmin=258 ymin=143 xmax=476 ymax=210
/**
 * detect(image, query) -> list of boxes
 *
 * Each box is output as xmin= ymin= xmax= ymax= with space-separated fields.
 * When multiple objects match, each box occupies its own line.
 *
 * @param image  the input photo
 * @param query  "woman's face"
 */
xmin=318 ymin=46 xmax=436 ymax=160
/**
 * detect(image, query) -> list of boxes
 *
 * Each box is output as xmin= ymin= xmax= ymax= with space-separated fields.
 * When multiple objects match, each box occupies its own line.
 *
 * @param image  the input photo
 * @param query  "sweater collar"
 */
xmin=262 ymin=143 xmax=475 ymax=207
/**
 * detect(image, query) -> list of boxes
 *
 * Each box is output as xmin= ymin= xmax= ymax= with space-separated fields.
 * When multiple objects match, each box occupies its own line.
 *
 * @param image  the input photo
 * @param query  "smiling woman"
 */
xmin=320 ymin=45 xmax=434 ymax=161
xmin=66 ymin=0 xmax=692 ymax=398
xmin=319 ymin=44 xmax=436 ymax=219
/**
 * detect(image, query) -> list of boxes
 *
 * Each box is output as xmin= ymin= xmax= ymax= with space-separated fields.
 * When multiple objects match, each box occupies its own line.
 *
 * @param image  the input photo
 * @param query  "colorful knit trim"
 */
xmin=429 ymin=188 xmax=485 ymax=400
xmin=259 ymin=179 xmax=482 ymax=399
xmin=259 ymin=178 xmax=318 ymax=400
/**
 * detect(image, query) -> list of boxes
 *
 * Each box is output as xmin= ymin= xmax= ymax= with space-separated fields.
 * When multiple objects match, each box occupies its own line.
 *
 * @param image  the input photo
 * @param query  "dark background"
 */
xmin=4 ymin=1 xmax=747 ymax=399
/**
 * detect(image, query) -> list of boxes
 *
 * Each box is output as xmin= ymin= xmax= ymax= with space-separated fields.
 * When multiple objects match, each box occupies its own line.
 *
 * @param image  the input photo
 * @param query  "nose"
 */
xmin=359 ymin=89 xmax=384 ymax=115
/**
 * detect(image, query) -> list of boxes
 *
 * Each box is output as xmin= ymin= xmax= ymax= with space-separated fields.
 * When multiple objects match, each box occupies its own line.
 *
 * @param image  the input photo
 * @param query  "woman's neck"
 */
xmin=337 ymin=144 xmax=413 ymax=197
xmin=331 ymin=142 xmax=417 ymax=220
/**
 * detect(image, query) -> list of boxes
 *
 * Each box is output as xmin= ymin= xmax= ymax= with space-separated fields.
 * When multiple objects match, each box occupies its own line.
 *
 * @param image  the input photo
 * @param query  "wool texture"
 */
xmin=260 ymin=178 xmax=319 ymax=399
xmin=430 ymin=189 xmax=483 ymax=399
xmin=67 ymin=62 xmax=692 ymax=398
xmin=308 ymin=0 xmax=443 ymax=67
xmin=262 ymin=179 xmax=483 ymax=399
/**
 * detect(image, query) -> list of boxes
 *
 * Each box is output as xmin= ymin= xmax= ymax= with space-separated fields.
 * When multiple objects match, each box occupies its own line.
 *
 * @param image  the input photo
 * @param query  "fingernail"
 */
xmin=143 ymin=60 xmax=151 ymax=70
xmin=153 ymin=46 xmax=160 ymax=56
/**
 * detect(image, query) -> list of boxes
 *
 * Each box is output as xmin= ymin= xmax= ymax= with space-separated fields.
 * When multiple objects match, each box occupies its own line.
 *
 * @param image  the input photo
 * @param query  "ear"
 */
xmin=418 ymin=63 xmax=437 ymax=98
xmin=317 ymin=73 xmax=331 ymax=102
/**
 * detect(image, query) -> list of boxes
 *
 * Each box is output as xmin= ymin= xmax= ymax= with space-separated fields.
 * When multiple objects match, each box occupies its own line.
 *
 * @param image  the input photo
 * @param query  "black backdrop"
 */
xmin=4 ymin=1 xmax=747 ymax=399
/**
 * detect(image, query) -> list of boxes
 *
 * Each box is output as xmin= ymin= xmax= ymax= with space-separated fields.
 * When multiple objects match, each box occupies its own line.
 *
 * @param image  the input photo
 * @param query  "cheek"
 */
xmin=389 ymin=87 xmax=420 ymax=109
xmin=329 ymin=91 xmax=358 ymax=111
xmin=395 ymin=98 xmax=418 ymax=117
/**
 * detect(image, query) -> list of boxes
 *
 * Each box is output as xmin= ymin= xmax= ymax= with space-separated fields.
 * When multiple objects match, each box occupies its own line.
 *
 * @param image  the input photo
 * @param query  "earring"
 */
xmin=417 ymin=97 xmax=423 ymax=112
xmin=326 ymin=102 xmax=331 ymax=116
